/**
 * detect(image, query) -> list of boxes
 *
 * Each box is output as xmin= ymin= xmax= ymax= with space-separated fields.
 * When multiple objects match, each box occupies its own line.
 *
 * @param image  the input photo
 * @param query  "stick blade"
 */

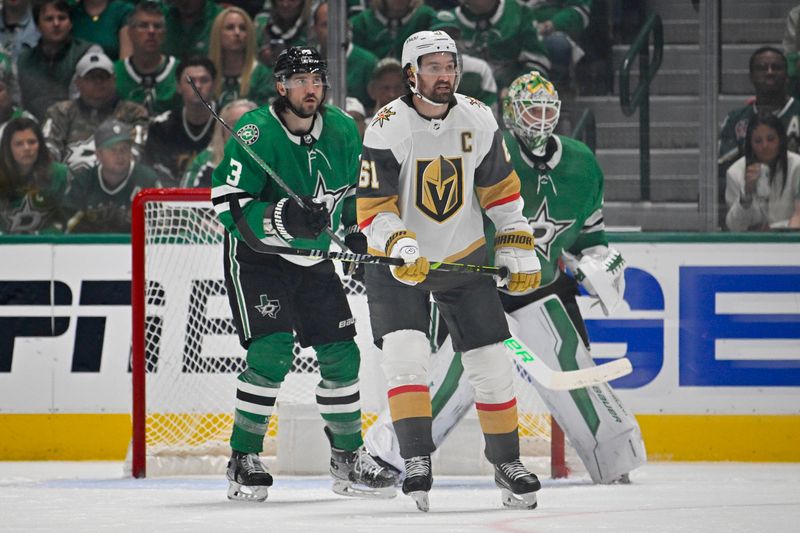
xmin=548 ymin=358 xmax=633 ymax=391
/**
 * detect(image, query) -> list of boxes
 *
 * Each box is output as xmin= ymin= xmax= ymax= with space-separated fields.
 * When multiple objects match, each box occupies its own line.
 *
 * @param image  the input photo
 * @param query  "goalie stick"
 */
xmin=185 ymin=76 xmax=351 ymax=251
xmin=504 ymin=336 xmax=633 ymax=390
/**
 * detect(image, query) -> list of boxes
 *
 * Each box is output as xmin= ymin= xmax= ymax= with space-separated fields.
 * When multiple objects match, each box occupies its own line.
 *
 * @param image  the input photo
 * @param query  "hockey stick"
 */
xmin=185 ymin=76 xmax=350 ymax=251
xmin=504 ymin=337 xmax=633 ymax=391
xmin=228 ymin=197 xmax=508 ymax=276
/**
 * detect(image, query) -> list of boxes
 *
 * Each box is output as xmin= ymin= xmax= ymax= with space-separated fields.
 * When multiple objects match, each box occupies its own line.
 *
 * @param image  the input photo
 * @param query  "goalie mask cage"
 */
xmin=129 ymin=188 xmax=568 ymax=479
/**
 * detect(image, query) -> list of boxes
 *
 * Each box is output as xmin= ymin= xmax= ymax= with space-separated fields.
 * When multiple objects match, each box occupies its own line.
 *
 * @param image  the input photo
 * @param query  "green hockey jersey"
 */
xmin=211 ymin=104 xmax=361 ymax=265
xmin=0 ymin=162 xmax=70 ymax=234
xmin=489 ymin=133 xmax=608 ymax=287
xmin=114 ymin=56 xmax=181 ymax=116
xmin=350 ymin=4 xmax=437 ymax=60
xmin=446 ymin=0 xmax=551 ymax=90
xmin=525 ymin=0 xmax=592 ymax=37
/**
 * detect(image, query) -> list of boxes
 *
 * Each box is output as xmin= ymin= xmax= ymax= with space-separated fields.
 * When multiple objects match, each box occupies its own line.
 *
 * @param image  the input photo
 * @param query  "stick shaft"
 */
xmin=185 ymin=76 xmax=349 ymax=250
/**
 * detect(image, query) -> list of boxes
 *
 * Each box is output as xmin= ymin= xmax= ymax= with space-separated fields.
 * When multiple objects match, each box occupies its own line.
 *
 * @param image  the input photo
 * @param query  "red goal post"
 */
xmin=129 ymin=188 xmax=568 ymax=479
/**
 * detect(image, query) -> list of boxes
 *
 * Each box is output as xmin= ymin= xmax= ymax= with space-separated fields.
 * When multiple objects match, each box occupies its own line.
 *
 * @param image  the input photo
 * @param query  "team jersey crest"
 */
xmin=416 ymin=155 xmax=464 ymax=223
xmin=237 ymin=124 xmax=260 ymax=145
xmin=371 ymin=106 xmax=396 ymax=127
xmin=254 ymin=294 xmax=280 ymax=318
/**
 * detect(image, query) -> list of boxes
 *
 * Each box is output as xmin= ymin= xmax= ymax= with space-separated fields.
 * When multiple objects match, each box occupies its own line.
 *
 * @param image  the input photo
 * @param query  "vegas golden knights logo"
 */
xmin=416 ymin=156 xmax=464 ymax=222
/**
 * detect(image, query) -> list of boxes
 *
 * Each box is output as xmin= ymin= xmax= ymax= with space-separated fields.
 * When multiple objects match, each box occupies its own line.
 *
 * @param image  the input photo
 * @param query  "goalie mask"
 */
xmin=273 ymin=47 xmax=328 ymax=118
xmin=503 ymin=71 xmax=561 ymax=155
xmin=401 ymin=30 xmax=461 ymax=107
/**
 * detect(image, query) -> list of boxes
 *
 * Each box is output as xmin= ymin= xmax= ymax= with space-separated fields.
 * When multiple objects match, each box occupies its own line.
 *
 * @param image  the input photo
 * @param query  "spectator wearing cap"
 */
xmin=0 ymin=0 xmax=40 ymax=60
xmin=430 ymin=11 xmax=498 ymax=111
xmin=144 ymin=56 xmax=216 ymax=183
xmin=17 ymin=0 xmax=104 ymax=120
xmin=115 ymin=1 xmax=180 ymax=116
xmin=0 ymin=51 xmax=36 ymax=143
xmin=311 ymin=1 xmax=378 ymax=111
xmin=42 ymin=51 xmax=149 ymax=173
xmin=64 ymin=118 xmax=162 ymax=233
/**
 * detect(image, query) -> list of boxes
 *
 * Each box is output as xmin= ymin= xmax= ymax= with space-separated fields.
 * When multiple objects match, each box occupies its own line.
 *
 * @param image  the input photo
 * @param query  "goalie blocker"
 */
xmin=365 ymin=295 xmax=646 ymax=484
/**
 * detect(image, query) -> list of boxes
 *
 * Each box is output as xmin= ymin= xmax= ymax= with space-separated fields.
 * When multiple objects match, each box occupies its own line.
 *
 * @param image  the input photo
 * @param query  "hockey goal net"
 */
xmin=128 ymin=188 xmax=567 ymax=478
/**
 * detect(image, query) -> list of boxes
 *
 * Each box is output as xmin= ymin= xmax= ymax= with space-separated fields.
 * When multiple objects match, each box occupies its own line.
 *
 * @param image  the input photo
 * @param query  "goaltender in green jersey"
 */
xmin=211 ymin=47 xmax=396 ymax=503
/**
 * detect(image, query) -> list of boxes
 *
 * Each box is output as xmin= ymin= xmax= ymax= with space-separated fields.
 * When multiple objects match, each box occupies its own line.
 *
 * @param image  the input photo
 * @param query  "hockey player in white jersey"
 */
xmin=356 ymin=31 xmax=543 ymax=511
xmin=364 ymin=71 xmax=647 ymax=486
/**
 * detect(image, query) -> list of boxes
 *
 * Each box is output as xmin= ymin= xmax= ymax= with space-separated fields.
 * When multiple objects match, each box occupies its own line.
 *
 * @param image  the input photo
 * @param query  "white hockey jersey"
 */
xmin=357 ymin=93 xmax=527 ymax=263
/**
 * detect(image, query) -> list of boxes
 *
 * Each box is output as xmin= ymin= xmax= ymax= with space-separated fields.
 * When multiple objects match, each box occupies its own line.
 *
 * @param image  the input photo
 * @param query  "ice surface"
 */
xmin=1 ymin=461 xmax=799 ymax=532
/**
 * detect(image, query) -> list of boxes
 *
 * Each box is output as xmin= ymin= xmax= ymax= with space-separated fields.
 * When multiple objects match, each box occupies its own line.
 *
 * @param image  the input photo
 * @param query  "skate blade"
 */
xmin=500 ymin=488 xmax=537 ymax=510
xmin=227 ymin=481 xmax=269 ymax=502
xmin=408 ymin=490 xmax=430 ymax=512
xmin=332 ymin=480 xmax=397 ymax=500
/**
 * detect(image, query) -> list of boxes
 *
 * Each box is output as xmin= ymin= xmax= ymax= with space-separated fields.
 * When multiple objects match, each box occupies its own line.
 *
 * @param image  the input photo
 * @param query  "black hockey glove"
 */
xmin=272 ymin=196 xmax=330 ymax=240
xmin=343 ymin=228 xmax=367 ymax=281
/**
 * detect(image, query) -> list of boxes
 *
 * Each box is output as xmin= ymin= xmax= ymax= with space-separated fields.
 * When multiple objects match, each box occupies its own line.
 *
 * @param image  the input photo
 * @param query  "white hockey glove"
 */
xmin=494 ymin=222 xmax=542 ymax=293
xmin=385 ymin=230 xmax=429 ymax=285
xmin=563 ymin=245 xmax=626 ymax=315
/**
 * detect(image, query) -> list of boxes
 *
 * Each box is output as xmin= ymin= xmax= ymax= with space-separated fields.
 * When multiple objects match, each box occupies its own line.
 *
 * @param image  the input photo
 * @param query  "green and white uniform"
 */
xmin=524 ymin=0 xmax=592 ymax=37
xmin=447 ymin=0 xmax=551 ymax=90
xmin=63 ymin=161 xmax=163 ymax=233
xmin=0 ymin=163 xmax=70 ymax=234
xmin=211 ymin=104 xmax=366 ymax=454
xmin=350 ymin=4 xmax=436 ymax=60
xmin=114 ymin=56 xmax=181 ymax=116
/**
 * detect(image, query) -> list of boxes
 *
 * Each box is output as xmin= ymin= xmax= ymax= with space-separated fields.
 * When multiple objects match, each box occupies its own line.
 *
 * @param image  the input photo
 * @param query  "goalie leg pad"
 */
xmin=508 ymin=295 xmax=646 ymax=483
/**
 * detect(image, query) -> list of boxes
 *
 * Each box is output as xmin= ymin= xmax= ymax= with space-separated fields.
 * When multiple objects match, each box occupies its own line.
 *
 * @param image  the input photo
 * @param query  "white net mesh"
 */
xmin=130 ymin=194 xmax=555 ymax=476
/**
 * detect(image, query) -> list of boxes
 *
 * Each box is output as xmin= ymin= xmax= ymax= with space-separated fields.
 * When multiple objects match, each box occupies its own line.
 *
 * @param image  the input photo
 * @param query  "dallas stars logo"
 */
xmin=237 ymin=124 xmax=259 ymax=145
xmin=255 ymin=294 xmax=280 ymax=318
xmin=311 ymin=172 xmax=349 ymax=214
xmin=527 ymin=198 xmax=573 ymax=261
xmin=371 ymin=106 xmax=396 ymax=127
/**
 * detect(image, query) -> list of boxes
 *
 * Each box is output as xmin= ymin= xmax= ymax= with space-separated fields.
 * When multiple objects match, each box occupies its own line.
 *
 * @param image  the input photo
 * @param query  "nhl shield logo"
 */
xmin=237 ymin=124 xmax=260 ymax=145
xmin=415 ymin=156 xmax=464 ymax=223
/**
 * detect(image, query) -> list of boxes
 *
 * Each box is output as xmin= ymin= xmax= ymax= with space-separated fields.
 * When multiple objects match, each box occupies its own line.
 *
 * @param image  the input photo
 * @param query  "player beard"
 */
xmin=423 ymin=81 xmax=454 ymax=104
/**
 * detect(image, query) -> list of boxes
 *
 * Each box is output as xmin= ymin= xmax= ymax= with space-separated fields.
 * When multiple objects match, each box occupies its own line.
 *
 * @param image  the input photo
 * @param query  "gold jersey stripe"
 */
xmin=356 ymin=195 xmax=400 ymax=226
xmin=443 ymin=236 xmax=486 ymax=263
xmin=475 ymin=170 xmax=521 ymax=209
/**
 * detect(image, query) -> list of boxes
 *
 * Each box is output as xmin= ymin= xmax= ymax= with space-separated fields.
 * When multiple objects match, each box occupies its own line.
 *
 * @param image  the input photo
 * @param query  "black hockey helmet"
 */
xmin=273 ymin=47 xmax=327 ymax=81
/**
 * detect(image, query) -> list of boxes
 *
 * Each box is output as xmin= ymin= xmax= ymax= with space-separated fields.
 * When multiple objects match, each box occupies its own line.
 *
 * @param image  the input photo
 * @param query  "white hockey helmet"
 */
xmin=503 ymin=71 xmax=561 ymax=154
xmin=401 ymin=30 xmax=461 ymax=106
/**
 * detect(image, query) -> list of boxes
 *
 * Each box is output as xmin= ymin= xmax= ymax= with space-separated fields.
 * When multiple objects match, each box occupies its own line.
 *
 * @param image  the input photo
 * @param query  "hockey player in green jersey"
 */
xmin=211 ymin=46 xmax=397 ymax=502
xmin=364 ymin=71 xmax=646 ymax=486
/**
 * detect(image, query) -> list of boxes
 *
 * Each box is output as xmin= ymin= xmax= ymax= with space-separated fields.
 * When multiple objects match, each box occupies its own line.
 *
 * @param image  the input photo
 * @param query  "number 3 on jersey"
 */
xmin=359 ymin=159 xmax=379 ymax=189
xmin=226 ymin=158 xmax=243 ymax=186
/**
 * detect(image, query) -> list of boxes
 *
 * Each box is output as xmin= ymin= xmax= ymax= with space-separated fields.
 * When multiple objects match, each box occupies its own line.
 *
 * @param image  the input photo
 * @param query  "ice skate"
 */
xmin=330 ymin=446 xmax=398 ymax=499
xmin=402 ymin=455 xmax=432 ymax=512
xmin=494 ymin=459 xmax=540 ymax=509
xmin=226 ymin=451 xmax=273 ymax=502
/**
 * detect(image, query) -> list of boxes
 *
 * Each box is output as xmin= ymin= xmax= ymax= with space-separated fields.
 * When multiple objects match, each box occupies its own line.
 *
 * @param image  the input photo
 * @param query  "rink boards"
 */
xmin=0 ymin=233 xmax=798 ymax=461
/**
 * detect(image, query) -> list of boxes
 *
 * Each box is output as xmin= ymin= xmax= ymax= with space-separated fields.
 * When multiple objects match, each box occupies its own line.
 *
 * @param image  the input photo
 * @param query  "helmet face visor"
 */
xmin=509 ymin=97 xmax=561 ymax=151
xmin=503 ymin=71 xmax=561 ymax=152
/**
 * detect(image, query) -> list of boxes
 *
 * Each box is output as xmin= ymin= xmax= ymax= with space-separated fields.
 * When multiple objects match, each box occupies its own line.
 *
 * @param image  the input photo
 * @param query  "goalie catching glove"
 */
xmin=385 ymin=230 xmax=429 ymax=285
xmin=494 ymin=222 xmax=542 ymax=293
xmin=563 ymin=245 xmax=626 ymax=315
xmin=270 ymin=195 xmax=330 ymax=240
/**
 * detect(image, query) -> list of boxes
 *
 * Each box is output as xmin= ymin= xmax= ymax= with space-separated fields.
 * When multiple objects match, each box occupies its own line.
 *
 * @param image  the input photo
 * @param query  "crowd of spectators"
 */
xmin=0 ymin=0 xmax=611 ymax=235
xmin=13 ymin=1 xmax=792 ymax=236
